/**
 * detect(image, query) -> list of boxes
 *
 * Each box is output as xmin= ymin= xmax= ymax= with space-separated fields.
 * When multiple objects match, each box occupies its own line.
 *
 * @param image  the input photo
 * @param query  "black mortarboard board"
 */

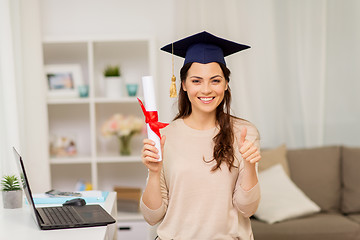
xmin=161 ymin=31 xmax=250 ymax=97
xmin=161 ymin=31 xmax=250 ymax=66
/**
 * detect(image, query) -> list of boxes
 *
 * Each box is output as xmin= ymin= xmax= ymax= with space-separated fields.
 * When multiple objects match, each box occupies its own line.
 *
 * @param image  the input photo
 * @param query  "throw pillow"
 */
xmin=254 ymin=164 xmax=321 ymax=224
xmin=259 ymin=144 xmax=290 ymax=176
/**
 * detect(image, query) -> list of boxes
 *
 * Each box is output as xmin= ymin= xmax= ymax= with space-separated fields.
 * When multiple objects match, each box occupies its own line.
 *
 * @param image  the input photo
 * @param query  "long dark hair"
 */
xmin=174 ymin=62 xmax=237 ymax=171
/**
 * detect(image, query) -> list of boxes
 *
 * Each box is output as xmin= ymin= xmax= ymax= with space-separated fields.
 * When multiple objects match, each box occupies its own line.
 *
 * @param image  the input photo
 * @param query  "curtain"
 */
xmin=172 ymin=0 xmax=346 ymax=149
xmin=0 ymin=0 xmax=50 ymax=192
xmin=323 ymin=0 xmax=360 ymax=147
xmin=272 ymin=0 xmax=327 ymax=148
xmin=0 ymin=0 xmax=22 ymax=176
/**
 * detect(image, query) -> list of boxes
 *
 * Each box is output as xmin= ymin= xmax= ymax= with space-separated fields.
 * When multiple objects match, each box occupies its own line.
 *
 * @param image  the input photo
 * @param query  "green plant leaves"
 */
xmin=103 ymin=65 xmax=121 ymax=77
xmin=1 ymin=175 xmax=21 ymax=191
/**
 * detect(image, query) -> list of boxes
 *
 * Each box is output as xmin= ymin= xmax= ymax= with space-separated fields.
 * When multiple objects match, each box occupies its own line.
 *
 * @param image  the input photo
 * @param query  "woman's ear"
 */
xmin=225 ymin=82 xmax=228 ymax=91
xmin=182 ymin=81 xmax=187 ymax=92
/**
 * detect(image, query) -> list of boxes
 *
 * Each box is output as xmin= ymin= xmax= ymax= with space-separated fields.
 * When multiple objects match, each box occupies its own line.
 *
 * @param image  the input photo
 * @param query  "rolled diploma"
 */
xmin=142 ymin=76 xmax=162 ymax=161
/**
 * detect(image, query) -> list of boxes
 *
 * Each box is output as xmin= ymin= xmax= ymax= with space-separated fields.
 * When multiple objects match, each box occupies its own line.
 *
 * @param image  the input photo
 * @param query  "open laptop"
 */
xmin=12 ymin=147 xmax=116 ymax=230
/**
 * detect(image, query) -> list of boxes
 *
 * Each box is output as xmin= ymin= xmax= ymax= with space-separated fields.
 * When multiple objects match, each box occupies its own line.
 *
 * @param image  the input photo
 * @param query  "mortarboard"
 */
xmin=161 ymin=31 xmax=250 ymax=97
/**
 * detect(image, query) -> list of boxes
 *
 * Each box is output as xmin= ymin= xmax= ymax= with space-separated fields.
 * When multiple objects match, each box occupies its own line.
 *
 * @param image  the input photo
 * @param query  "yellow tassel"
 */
xmin=170 ymin=75 xmax=177 ymax=98
xmin=169 ymin=42 xmax=177 ymax=98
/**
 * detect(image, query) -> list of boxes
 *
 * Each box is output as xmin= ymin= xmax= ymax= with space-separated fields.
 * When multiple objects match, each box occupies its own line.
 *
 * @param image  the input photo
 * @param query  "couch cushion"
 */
xmin=348 ymin=214 xmax=360 ymax=224
xmin=251 ymin=213 xmax=360 ymax=240
xmin=342 ymin=146 xmax=360 ymax=214
xmin=259 ymin=144 xmax=290 ymax=176
xmin=255 ymin=164 xmax=320 ymax=224
xmin=287 ymin=146 xmax=341 ymax=212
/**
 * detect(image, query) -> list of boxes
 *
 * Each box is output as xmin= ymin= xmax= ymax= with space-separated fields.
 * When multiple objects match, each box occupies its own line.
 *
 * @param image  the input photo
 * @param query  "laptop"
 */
xmin=12 ymin=147 xmax=116 ymax=230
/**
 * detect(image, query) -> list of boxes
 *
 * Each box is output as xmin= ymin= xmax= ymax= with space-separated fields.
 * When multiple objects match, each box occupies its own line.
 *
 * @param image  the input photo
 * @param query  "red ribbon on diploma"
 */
xmin=137 ymin=98 xmax=168 ymax=138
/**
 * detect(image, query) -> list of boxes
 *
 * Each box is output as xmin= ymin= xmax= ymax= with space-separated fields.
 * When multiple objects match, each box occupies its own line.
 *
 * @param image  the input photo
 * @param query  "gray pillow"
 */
xmin=342 ymin=146 xmax=360 ymax=214
xmin=287 ymin=146 xmax=341 ymax=212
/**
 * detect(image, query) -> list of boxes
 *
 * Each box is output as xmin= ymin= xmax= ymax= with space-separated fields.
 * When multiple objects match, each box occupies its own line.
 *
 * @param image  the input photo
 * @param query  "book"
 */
xmin=28 ymin=191 xmax=109 ymax=205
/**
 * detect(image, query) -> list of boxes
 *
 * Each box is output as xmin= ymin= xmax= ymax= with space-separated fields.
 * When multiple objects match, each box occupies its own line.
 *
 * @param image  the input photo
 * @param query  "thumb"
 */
xmin=239 ymin=126 xmax=247 ymax=147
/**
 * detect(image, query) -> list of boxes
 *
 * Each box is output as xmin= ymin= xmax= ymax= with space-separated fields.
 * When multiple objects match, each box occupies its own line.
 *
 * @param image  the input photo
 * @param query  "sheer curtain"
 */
xmin=272 ymin=0 xmax=327 ymax=148
xmin=0 ymin=0 xmax=50 ymax=192
xmin=0 ymin=0 xmax=22 ymax=176
xmin=172 ymin=0 xmax=335 ymax=149
xmin=323 ymin=1 xmax=360 ymax=147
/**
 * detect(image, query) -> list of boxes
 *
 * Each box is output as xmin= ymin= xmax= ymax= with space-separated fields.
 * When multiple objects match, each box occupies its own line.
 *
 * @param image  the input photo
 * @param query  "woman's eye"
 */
xmin=212 ymin=79 xmax=221 ymax=83
xmin=192 ymin=80 xmax=200 ymax=83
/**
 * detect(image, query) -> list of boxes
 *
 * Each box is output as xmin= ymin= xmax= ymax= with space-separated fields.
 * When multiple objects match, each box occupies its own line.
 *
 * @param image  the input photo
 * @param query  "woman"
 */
xmin=140 ymin=31 xmax=261 ymax=240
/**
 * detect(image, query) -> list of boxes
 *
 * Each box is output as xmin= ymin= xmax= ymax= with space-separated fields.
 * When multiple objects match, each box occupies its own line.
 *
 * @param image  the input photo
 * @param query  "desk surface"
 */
xmin=0 ymin=192 xmax=117 ymax=240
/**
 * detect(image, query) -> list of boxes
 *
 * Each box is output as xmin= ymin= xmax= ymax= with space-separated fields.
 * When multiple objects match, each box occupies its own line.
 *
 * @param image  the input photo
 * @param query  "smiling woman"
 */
xmin=177 ymin=61 xmax=237 ymax=171
xmin=140 ymin=31 xmax=261 ymax=240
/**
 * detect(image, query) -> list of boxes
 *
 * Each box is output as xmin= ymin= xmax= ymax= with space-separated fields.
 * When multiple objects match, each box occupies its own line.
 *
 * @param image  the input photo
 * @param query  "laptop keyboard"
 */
xmin=42 ymin=206 xmax=84 ymax=225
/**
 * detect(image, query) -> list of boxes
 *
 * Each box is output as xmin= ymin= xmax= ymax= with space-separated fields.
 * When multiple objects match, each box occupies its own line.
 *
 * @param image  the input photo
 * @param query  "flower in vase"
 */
xmin=101 ymin=114 xmax=145 ymax=155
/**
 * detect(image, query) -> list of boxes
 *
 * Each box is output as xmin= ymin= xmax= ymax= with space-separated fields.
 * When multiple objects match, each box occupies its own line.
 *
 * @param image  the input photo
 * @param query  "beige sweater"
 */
xmin=140 ymin=118 xmax=260 ymax=240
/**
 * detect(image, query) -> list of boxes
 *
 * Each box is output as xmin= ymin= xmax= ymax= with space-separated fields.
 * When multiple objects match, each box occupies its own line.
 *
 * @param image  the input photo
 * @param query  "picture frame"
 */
xmin=45 ymin=64 xmax=83 ymax=98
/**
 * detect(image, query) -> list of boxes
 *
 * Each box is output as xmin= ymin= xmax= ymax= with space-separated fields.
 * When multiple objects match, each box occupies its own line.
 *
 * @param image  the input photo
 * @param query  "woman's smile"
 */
xmin=198 ymin=97 xmax=215 ymax=104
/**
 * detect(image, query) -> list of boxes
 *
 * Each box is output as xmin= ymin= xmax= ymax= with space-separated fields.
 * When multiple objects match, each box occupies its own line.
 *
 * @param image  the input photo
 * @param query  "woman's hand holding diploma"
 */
xmin=142 ymin=136 xmax=166 ymax=174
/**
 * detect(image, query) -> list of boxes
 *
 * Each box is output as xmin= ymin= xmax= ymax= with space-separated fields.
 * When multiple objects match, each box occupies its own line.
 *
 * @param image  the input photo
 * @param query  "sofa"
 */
xmin=251 ymin=145 xmax=360 ymax=240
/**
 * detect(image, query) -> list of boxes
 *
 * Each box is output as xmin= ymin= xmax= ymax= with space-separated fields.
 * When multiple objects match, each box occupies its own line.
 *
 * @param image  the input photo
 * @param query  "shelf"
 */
xmin=94 ymin=97 xmax=139 ymax=104
xmin=44 ymin=35 xmax=154 ymax=193
xmin=47 ymin=97 xmax=140 ymax=104
xmin=117 ymin=211 xmax=144 ymax=222
xmin=50 ymin=156 xmax=92 ymax=164
xmin=50 ymin=164 xmax=92 ymax=191
xmin=47 ymin=98 xmax=90 ymax=104
xmin=97 ymin=155 xmax=142 ymax=163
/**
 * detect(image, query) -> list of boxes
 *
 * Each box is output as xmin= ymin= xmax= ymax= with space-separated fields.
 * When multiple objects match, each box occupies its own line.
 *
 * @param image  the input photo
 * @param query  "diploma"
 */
xmin=138 ymin=76 xmax=168 ymax=161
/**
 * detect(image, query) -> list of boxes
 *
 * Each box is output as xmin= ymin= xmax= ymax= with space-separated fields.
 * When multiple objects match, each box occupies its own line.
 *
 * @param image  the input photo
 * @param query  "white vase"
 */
xmin=104 ymin=77 xmax=123 ymax=98
xmin=2 ymin=190 xmax=23 ymax=209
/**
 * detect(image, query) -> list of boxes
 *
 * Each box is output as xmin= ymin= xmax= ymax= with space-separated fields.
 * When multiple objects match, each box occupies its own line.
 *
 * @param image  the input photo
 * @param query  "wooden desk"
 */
xmin=0 ymin=192 xmax=117 ymax=240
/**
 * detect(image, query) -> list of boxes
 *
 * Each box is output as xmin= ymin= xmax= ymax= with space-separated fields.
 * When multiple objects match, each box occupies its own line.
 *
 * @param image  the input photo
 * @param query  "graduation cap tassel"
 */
xmin=170 ymin=43 xmax=177 ymax=98
xmin=170 ymin=76 xmax=177 ymax=98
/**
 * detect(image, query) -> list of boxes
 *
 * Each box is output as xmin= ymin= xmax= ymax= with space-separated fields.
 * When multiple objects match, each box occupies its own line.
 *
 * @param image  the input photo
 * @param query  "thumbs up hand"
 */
xmin=238 ymin=126 xmax=261 ymax=164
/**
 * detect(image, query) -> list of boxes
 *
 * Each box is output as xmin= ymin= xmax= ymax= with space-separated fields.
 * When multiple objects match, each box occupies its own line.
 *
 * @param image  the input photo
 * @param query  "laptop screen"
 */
xmin=12 ymin=147 xmax=43 ymax=228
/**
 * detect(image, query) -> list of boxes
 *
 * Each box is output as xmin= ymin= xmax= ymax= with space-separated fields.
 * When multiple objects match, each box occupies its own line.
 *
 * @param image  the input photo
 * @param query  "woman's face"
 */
xmin=182 ymin=62 xmax=228 ymax=116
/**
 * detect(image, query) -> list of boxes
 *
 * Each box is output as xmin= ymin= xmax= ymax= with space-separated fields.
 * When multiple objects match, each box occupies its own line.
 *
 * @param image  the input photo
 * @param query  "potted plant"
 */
xmin=1 ymin=175 xmax=23 ymax=209
xmin=103 ymin=65 xmax=123 ymax=98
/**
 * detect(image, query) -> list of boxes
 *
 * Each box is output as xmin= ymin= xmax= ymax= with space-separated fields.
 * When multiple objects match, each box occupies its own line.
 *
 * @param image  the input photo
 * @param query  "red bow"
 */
xmin=137 ymin=98 xmax=168 ymax=138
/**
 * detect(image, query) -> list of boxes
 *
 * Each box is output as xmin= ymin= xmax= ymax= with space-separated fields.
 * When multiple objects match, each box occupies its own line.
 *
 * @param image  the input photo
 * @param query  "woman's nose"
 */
xmin=201 ymin=83 xmax=212 ymax=94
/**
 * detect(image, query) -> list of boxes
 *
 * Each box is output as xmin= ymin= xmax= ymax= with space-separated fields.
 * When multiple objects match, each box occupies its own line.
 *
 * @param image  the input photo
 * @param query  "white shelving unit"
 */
xmin=43 ymin=36 xmax=156 ymax=235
